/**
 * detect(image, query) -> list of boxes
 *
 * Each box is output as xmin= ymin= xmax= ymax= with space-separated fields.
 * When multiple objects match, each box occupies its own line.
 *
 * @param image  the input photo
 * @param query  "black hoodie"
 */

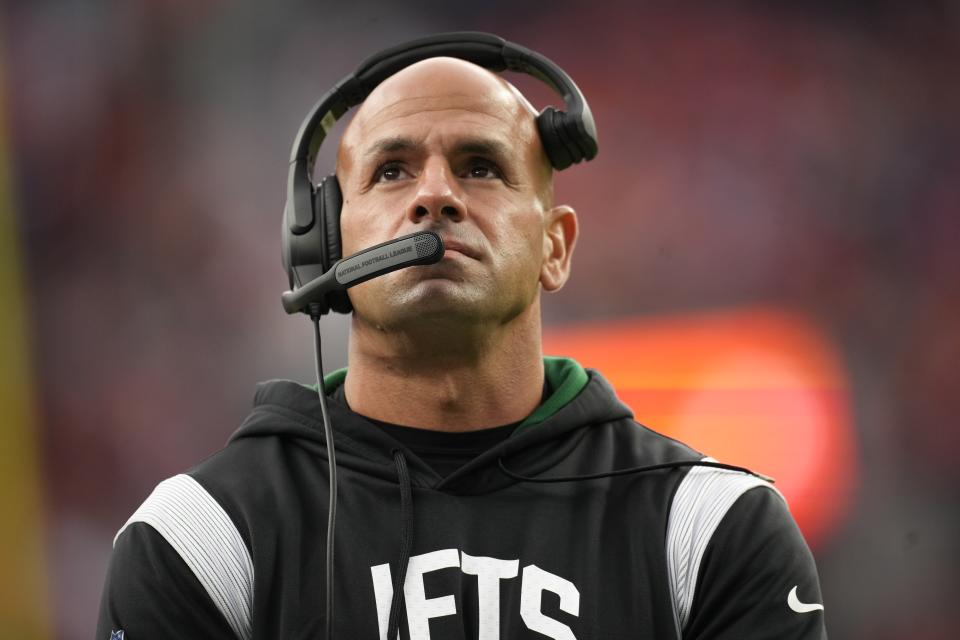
xmin=97 ymin=358 xmax=826 ymax=639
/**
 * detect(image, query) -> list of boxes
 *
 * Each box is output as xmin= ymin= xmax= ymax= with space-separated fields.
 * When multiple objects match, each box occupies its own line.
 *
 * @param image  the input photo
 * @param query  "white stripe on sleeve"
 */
xmin=665 ymin=458 xmax=783 ymax=633
xmin=115 ymin=474 xmax=254 ymax=640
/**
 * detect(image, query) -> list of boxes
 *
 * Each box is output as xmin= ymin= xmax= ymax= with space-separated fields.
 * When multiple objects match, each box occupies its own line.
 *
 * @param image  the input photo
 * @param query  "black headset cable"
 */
xmin=309 ymin=305 xmax=338 ymax=640
xmin=498 ymin=457 xmax=775 ymax=484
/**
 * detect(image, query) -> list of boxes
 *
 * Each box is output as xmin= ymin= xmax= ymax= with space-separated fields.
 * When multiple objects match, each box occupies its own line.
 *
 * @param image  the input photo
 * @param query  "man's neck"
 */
xmin=343 ymin=304 xmax=545 ymax=432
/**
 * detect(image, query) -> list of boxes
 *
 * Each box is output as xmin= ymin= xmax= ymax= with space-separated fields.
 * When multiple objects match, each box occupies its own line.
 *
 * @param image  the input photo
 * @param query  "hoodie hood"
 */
xmin=229 ymin=357 xmax=634 ymax=495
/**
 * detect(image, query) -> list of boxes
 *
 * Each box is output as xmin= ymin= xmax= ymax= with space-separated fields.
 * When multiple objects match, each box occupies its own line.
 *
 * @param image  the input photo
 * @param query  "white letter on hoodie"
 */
xmin=370 ymin=548 xmax=460 ymax=640
xmin=520 ymin=564 xmax=580 ymax=640
xmin=460 ymin=552 xmax=520 ymax=640
xmin=370 ymin=561 xmax=397 ymax=640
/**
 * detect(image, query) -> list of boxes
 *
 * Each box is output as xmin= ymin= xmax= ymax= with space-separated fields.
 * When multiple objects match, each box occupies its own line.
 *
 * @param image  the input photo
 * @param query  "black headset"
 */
xmin=281 ymin=31 xmax=599 ymax=315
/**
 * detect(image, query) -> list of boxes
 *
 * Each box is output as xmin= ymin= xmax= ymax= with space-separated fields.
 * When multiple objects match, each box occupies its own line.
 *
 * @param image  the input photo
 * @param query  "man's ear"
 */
xmin=540 ymin=205 xmax=578 ymax=292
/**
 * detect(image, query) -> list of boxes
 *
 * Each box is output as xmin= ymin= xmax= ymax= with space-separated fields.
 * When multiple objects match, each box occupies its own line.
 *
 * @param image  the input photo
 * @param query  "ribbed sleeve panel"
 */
xmin=666 ymin=459 xmax=783 ymax=633
xmin=115 ymin=474 xmax=253 ymax=640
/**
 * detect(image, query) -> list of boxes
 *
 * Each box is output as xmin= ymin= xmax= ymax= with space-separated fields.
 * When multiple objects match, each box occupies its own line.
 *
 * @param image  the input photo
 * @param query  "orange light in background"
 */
xmin=544 ymin=307 xmax=857 ymax=548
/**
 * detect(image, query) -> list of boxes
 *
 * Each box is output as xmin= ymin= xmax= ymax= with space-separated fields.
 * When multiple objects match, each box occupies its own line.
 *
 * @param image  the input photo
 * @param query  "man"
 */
xmin=97 ymin=53 xmax=827 ymax=639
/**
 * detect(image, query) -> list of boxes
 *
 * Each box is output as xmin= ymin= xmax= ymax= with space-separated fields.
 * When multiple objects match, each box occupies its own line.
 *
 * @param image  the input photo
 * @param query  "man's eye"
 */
xmin=465 ymin=161 xmax=500 ymax=179
xmin=376 ymin=164 xmax=406 ymax=182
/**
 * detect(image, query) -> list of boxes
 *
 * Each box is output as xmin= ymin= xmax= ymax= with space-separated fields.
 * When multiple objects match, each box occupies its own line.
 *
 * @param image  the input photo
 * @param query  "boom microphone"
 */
xmin=281 ymin=230 xmax=444 ymax=315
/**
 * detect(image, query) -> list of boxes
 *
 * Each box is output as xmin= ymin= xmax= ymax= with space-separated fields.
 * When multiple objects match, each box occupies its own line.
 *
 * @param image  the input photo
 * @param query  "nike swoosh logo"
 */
xmin=787 ymin=586 xmax=824 ymax=613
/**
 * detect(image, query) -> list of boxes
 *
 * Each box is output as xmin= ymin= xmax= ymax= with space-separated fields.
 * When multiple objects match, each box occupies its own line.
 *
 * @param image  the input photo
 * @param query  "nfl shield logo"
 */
xmin=110 ymin=631 xmax=124 ymax=640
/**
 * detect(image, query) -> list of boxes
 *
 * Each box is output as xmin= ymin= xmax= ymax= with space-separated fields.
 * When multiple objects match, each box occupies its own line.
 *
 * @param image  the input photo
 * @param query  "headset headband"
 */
xmin=286 ymin=31 xmax=598 ymax=236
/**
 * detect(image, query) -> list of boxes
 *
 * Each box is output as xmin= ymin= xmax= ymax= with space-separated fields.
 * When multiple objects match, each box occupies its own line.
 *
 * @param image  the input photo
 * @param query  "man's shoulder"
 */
xmin=187 ymin=432 xmax=288 ymax=502
xmin=663 ymin=462 xmax=824 ymax=637
xmin=114 ymin=430 xmax=300 ymax=546
xmin=678 ymin=472 xmax=826 ymax=638
xmin=590 ymin=412 xmax=706 ymax=468
xmin=103 ymin=404 xmax=309 ymax=640
xmin=109 ymin=469 xmax=256 ymax=640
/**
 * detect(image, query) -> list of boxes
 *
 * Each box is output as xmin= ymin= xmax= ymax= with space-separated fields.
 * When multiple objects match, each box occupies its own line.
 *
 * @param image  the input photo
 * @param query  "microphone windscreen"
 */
xmin=414 ymin=232 xmax=440 ymax=259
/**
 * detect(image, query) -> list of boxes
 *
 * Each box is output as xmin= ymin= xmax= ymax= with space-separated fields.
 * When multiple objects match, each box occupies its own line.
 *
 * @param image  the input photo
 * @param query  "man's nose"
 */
xmin=406 ymin=160 xmax=465 ymax=223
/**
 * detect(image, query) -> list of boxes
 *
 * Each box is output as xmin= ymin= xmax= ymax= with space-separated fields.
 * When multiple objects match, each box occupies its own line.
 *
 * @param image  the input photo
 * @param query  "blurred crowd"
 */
xmin=3 ymin=1 xmax=958 ymax=638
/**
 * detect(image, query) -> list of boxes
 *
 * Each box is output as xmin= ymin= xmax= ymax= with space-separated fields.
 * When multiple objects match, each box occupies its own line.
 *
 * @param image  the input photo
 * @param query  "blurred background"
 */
xmin=2 ymin=1 xmax=958 ymax=638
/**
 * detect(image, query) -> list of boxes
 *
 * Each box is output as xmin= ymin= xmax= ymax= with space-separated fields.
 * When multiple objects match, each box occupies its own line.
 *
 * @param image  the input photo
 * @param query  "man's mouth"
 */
xmin=439 ymin=238 xmax=480 ymax=260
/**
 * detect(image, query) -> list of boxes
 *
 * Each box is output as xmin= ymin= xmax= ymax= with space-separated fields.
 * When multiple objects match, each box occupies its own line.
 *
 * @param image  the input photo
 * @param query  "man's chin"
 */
xmin=394 ymin=286 xmax=484 ymax=321
xmin=353 ymin=283 xmax=490 ymax=327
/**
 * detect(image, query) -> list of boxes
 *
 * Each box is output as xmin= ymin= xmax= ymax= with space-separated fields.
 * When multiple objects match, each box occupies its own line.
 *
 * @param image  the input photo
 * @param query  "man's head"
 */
xmin=335 ymin=57 xmax=578 ymax=334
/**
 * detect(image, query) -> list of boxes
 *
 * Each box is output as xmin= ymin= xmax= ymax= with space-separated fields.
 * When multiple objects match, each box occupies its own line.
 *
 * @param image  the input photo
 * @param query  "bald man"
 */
xmin=337 ymin=58 xmax=573 ymax=431
xmin=98 ymin=53 xmax=826 ymax=640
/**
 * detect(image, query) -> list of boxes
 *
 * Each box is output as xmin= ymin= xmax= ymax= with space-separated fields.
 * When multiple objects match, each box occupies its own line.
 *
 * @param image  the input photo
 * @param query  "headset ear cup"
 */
xmin=321 ymin=175 xmax=344 ymax=269
xmin=537 ymin=107 xmax=576 ymax=170
xmin=281 ymin=199 xmax=296 ymax=288
xmin=318 ymin=175 xmax=353 ymax=314
xmin=555 ymin=109 xmax=589 ymax=166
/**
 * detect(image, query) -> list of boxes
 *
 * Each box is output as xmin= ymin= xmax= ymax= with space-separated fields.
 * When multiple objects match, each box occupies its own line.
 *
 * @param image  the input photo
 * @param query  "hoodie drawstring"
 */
xmin=387 ymin=449 xmax=413 ymax=639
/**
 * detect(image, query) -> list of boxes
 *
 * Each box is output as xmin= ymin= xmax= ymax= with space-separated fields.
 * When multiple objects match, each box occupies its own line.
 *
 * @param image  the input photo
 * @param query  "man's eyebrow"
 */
xmin=361 ymin=137 xmax=512 ymax=161
xmin=452 ymin=138 xmax=511 ymax=159
xmin=362 ymin=137 xmax=420 ymax=159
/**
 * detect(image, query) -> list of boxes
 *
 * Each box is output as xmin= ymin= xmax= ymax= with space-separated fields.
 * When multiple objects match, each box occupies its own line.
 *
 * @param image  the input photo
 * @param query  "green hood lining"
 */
xmin=313 ymin=356 xmax=588 ymax=432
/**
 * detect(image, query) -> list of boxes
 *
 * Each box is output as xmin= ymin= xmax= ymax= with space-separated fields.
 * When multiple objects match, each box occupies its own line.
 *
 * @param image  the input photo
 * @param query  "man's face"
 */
xmin=336 ymin=59 xmax=557 ymax=330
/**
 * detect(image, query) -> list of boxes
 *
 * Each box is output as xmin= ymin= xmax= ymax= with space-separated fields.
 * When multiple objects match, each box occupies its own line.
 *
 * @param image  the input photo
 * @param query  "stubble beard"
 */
xmin=350 ymin=269 xmax=538 ymax=357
